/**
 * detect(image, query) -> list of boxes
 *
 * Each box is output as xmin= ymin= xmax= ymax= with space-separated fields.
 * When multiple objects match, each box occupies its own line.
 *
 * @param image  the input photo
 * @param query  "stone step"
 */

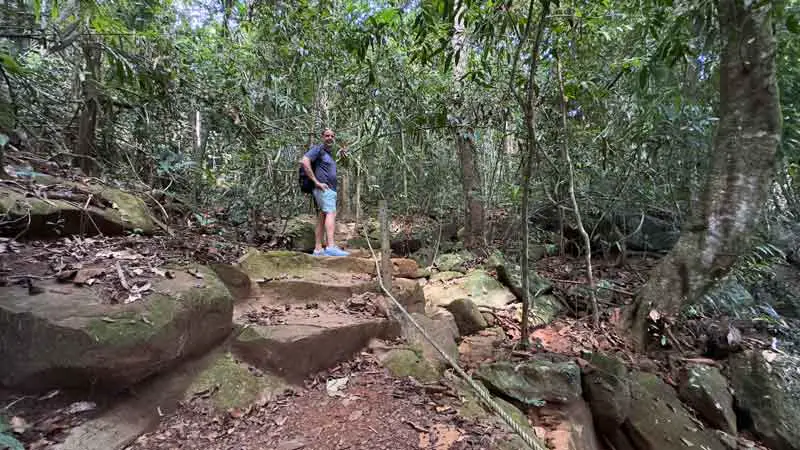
xmin=232 ymin=310 xmax=400 ymax=382
xmin=53 ymin=347 xmax=291 ymax=450
xmin=237 ymin=249 xmax=422 ymax=280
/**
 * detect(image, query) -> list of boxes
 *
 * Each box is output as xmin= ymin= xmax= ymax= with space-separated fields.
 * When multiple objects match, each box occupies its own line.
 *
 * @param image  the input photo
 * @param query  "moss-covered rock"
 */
xmin=678 ymin=364 xmax=736 ymax=434
xmin=284 ymin=216 xmax=316 ymax=252
xmin=380 ymin=348 xmax=440 ymax=383
xmin=728 ymin=351 xmax=800 ymax=450
xmin=434 ymin=252 xmax=471 ymax=272
xmin=0 ymin=180 xmax=155 ymax=238
xmin=0 ymin=265 xmax=233 ymax=391
xmin=476 ymin=358 xmax=582 ymax=406
xmin=515 ymin=294 xmax=562 ymax=327
xmin=424 ymin=270 xmax=516 ymax=310
xmin=430 ymin=271 xmax=464 ymax=282
xmin=187 ymin=352 xmax=289 ymax=411
xmin=238 ymin=248 xmax=421 ymax=280
xmin=398 ymin=313 xmax=459 ymax=379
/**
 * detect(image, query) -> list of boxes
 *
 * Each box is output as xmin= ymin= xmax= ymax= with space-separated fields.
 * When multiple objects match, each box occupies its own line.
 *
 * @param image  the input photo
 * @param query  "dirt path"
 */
xmin=125 ymin=358 xmax=515 ymax=450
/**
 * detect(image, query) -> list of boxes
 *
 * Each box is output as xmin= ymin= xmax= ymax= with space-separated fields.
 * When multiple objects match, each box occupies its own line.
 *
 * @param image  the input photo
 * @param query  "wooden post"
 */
xmin=379 ymin=199 xmax=392 ymax=294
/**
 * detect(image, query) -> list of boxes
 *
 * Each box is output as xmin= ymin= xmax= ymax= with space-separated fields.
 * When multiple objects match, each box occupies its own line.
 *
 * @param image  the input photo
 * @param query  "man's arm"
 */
xmin=301 ymin=149 xmax=328 ymax=190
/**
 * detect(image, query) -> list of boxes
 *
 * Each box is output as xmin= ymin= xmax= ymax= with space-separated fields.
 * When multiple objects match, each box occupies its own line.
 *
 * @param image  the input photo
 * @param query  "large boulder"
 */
xmin=728 ymin=351 xmax=800 ymax=450
xmin=678 ymin=364 xmax=737 ymax=434
xmin=424 ymin=269 xmax=516 ymax=310
xmin=476 ymin=358 xmax=582 ymax=406
xmin=750 ymin=263 xmax=800 ymax=318
xmin=380 ymin=348 xmax=441 ymax=383
xmin=0 ymin=266 xmax=233 ymax=391
xmin=624 ymin=371 xmax=726 ymax=450
xmin=434 ymin=252 xmax=471 ymax=272
xmin=537 ymin=401 xmax=604 ymax=450
xmin=0 ymin=177 xmax=155 ymax=238
xmin=281 ymin=216 xmax=316 ymax=252
xmin=614 ymin=213 xmax=680 ymax=252
xmin=701 ymin=278 xmax=757 ymax=316
xmin=582 ymin=353 xmax=631 ymax=430
xmin=399 ymin=312 xmax=459 ymax=377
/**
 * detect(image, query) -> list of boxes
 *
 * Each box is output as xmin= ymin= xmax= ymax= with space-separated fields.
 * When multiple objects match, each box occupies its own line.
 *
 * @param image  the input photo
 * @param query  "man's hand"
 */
xmin=339 ymin=146 xmax=349 ymax=158
xmin=316 ymin=182 xmax=329 ymax=191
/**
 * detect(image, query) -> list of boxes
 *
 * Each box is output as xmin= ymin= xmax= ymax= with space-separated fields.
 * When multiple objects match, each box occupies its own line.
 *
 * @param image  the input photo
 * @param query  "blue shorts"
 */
xmin=313 ymin=188 xmax=337 ymax=213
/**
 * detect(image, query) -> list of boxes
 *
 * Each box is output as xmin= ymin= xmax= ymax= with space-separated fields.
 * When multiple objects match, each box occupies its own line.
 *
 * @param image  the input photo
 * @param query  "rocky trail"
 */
xmin=1 ymin=176 xmax=800 ymax=450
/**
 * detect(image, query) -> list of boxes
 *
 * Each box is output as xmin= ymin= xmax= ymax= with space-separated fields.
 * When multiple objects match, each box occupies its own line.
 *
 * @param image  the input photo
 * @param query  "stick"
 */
xmin=115 ymin=261 xmax=130 ymax=290
xmin=402 ymin=419 xmax=429 ymax=433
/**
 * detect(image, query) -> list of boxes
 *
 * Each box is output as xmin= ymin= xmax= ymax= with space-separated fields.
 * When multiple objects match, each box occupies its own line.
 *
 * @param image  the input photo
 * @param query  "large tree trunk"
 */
xmin=450 ymin=0 xmax=485 ymax=250
xmin=627 ymin=0 xmax=781 ymax=348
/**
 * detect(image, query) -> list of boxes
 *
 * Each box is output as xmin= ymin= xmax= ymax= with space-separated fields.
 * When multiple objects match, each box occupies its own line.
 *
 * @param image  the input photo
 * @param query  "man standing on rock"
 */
xmin=301 ymin=128 xmax=349 ymax=257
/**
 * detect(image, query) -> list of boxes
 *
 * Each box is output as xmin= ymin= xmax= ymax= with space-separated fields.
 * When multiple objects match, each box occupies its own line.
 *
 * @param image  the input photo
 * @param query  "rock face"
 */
xmin=0 ymin=266 xmax=233 ymax=391
xmin=424 ymin=269 xmax=516 ymax=310
xmin=582 ymin=353 xmax=631 ymax=430
xmin=701 ymin=278 xmax=756 ymax=316
xmin=476 ymin=358 xmax=582 ymax=406
xmin=678 ymin=364 xmax=737 ymax=434
xmin=625 ymin=372 xmax=726 ymax=450
xmin=443 ymin=298 xmax=488 ymax=336
xmin=0 ymin=178 xmax=155 ymax=238
xmin=537 ymin=401 xmax=603 ymax=450
xmin=434 ymin=252 xmax=471 ymax=272
xmin=282 ymin=216 xmax=316 ymax=252
xmin=614 ymin=213 xmax=679 ymax=252
xmin=729 ymin=351 xmax=800 ymax=450
xmin=750 ymin=263 xmax=800 ymax=318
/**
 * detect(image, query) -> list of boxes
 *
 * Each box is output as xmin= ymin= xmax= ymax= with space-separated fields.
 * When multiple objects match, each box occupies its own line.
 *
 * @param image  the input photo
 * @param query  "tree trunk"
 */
xmin=626 ymin=0 xmax=781 ymax=348
xmin=76 ymin=40 xmax=100 ymax=175
xmin=519 ymin=0 xmax=550 ymax=348
xmin=450 ymin=0 xmax=485 ymax=250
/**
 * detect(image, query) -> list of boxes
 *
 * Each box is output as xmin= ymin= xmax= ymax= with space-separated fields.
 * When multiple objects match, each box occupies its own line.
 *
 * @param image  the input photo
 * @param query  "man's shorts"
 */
xmin=313 ymin=188 xmax=337 ymax=213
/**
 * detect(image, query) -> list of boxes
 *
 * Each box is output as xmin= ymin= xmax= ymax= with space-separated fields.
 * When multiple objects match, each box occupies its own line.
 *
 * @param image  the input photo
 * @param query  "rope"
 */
xmin=364 ymin=232 xmax=548 ymax=450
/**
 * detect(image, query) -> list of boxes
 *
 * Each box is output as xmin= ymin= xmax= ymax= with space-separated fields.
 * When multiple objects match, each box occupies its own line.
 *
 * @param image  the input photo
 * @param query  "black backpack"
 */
xmin=298 ymin=155 xmax=320 ymax=194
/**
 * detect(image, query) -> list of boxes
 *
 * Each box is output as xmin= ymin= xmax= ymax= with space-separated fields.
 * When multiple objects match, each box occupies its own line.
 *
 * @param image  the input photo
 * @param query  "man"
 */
xmin=301 ymin=128 xmax=349 ymax=257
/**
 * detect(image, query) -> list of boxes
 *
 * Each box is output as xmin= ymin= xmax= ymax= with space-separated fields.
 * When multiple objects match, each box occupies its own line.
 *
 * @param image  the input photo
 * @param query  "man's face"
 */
xmin=322 ymin=129 xmax=335 ymax=146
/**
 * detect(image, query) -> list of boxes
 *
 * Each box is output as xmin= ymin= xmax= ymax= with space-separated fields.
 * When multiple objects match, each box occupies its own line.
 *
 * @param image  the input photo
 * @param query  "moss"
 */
xmin=381 ymin=348 xmax=440 ymax=383
xmin=238 ymin=249 xmax=314 ymax=279
xmin=430 ymin=271 xmax=464 ymax=282
xmin=463 ymin=270 xmax=505 ymax=296
xmin=236 ymin=326 xmax=267 ymax=343
xmin=87 ymin=294 xmax=177 ymax=346
xmin=97 ymin=188 xmax=155 ymax=233
xmin=188 ymin=353 xmax=284 ymax=411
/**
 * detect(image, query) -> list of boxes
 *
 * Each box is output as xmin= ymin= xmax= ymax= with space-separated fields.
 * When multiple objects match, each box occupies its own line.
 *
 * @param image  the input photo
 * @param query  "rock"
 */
xmin=624 ymin=371 xmax=727 ymax=450
xmin=424 ymin=269 xmax=516 ymax=310
xmin=210 ymin=263 xmax=253 ymax=302
xmin=283 ymin=216 xmax=316 ymax=252
xmin=476 ymin=358 xmax=582 ymax=406
xmin=728 ymin=350 xmax=800 ymax=450
xmin=582 ymin=353 xmax=631 ymax=429
xmin=238 ymin=249 xmax=421 ymax=281
xmin=750 ymin=263 xmax=800 ymax=318
xmin=233 ymin=317 xmax=397 ymax=382
xmin=188 ymin=352 xmax=290 ymax=411
xmin=701 ymin=278 xmax=757 ymax=316
xmin=678 ymin=364 xmax=736 ymax=434
xmin=458 ymin=327 xmax=506 ymax=366
xmin=0 ymin=179 xmax=155 ymax=238
xmin=769 ymin=219 xmax=800 ymax=266
xmin=494 ymin=259 xmax=553 ymax=299
xmin=614 ymin=213 xmax=679 ymax=252
xmin=566 ymin=279 xmax=615 ymax=302
xmin=427 ymin=308 xmax=460 ymax=342
xmin=446 ymin=372 xmax=541 ymax=450
xmin=443 ymin=298 xmax=488 ymax=336
xmin=0 ymin=266 xmax=233 ymax=391
xmin=536 ymin=401 xmax=603 ymax=450
xmin=434 ymin=252 xmax=471 ymax=272
xmin=514 ymin=294 xmax=562 ymax=327
xmin=430 ymin=271 xmax=464 ymax=282
xmin=380 ymin=348 xmax=440 ymax=383
xmin=399 ymin=313 xmax=459 ymax=377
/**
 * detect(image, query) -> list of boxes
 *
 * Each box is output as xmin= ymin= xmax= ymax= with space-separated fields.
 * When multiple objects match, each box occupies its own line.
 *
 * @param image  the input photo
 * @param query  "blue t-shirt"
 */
xmin=304 ymin=144 xmax=337 ymax=191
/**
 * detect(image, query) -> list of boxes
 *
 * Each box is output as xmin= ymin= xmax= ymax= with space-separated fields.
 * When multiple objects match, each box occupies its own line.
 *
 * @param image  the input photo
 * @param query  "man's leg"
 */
xmin=325 ymin=211 xmax=336 ymax=248
xmin=312 ymin=189 xmax=325 ymax=255
xmin=315 ymin=212 xmax=325 ymax=251
xmin=322 ymin=190 xmax=348 ymax=256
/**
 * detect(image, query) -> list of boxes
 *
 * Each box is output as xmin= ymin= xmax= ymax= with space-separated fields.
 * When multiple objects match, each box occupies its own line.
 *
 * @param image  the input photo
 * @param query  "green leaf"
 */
xmin=0 ymin=134 xmax=8 ymax=147
xmin=787 ymin=13 xmax=800 ymax=34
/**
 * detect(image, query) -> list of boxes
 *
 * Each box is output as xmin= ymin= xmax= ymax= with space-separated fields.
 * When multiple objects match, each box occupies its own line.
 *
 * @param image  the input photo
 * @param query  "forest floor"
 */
xmin=0 ymin=214 xmax=790 ymax=450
